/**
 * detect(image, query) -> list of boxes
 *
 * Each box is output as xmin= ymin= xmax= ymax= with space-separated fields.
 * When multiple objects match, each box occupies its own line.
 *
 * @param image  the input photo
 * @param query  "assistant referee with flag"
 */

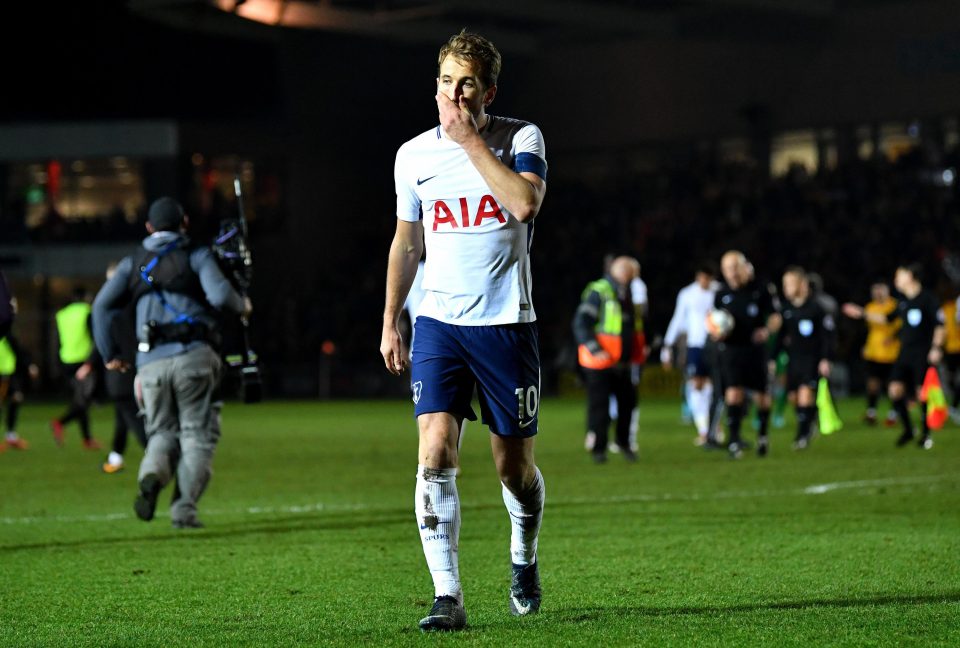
xmin=843 ymin=264 xmax=944 ymax=449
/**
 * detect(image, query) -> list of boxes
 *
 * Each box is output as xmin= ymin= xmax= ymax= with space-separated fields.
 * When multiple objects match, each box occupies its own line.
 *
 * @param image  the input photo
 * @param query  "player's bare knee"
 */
xmin=417 ymin=413 xmax=459 ymax=467
xmin=889 ymin=382 xmax=904 ymax=400
xmin=421 ymin=447 xmax=457 ymax=469
xmin=419 ymin=431 xmax=457 ymax=467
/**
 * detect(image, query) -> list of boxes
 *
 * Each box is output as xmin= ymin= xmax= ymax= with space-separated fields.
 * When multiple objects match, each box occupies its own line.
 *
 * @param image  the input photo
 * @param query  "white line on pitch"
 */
xmin=0 ymin=474 xmax=953 ymax=527
xmin=801 ymin=474 xmax=947 ymax=495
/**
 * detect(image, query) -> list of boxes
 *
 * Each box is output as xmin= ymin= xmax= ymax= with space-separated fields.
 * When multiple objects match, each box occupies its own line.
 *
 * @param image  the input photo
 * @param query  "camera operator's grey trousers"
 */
xmin=137 ymin=345 xmax=222 ymax=525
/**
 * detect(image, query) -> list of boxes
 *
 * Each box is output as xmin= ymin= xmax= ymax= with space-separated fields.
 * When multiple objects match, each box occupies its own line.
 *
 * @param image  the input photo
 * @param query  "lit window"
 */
xmin=770 ymin=130 xmax=817 ymax=177
xmin=7 ymin=158 xmax=145 ymax=230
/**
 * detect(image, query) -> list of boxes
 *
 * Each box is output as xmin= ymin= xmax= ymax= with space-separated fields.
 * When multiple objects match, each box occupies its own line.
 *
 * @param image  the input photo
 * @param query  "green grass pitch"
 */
xmin=1 ymin=397 xmax=958 ymax=646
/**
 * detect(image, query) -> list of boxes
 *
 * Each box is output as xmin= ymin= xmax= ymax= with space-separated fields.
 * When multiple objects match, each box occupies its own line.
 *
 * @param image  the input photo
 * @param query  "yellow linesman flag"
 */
xmin=817 ymin=377 xmax=843 ymax=435
xmin=920 ymin=366 xmax=948 ymax=430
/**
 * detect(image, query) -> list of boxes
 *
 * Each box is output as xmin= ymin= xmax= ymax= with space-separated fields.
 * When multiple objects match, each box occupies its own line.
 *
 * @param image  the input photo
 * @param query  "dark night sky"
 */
xmin=3 ymin=3 xmax=281 ymax=122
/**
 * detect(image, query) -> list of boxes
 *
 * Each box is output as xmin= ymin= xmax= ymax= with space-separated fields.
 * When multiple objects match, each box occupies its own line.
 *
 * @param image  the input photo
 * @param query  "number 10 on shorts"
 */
xmin=515 ymin=385 xmax=539 ymax=426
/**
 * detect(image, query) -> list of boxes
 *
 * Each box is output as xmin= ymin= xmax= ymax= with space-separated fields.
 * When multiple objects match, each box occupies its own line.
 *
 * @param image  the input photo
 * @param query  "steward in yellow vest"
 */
xmin=51 ymin=288 xmax=100 ymax=449
xmin=0 ymin=331 xmax=35 ymax=450
xmin=55 ymin=301 xmax=93 ymax=365
xmin=572 ymin=256 xmax=640 ymax=463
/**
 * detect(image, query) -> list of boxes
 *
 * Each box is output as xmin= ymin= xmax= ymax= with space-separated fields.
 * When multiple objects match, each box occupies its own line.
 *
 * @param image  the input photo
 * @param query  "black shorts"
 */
xmin=890 ymin=353 xmax=927 ymax=393
xmin=865 ymin=360 xmax=892 ymax=384
xmin=787 ymin=354 xmax=819 ymax=392
xmin=718 ymin=344 xmax=768 ymax=392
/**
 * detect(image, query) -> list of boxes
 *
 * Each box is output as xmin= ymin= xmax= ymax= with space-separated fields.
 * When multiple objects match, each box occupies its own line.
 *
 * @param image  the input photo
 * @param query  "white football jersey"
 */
xmin=664 ymin=280 xmax=721 ymax=348
xmin=395 ymin=116 xmax=547 ymax=325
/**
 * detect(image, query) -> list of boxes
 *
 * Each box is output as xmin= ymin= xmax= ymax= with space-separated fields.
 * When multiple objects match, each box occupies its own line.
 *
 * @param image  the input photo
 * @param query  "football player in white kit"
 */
xmin=380 ymin=31 xmax=547 ymax=632
xmin=661 ymin=265 xmax=720 ymax=446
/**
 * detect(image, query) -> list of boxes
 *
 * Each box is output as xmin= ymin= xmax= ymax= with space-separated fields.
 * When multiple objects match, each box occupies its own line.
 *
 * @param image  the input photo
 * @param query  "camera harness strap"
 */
xmin=214 ymin=225 xmax=240 ymax=257
xmin=140 ymin=240 xmax=197 ymax=325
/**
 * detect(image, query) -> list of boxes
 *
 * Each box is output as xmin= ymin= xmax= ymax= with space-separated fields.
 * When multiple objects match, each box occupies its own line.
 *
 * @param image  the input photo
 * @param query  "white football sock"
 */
xmin=415 ymin=465 xmax=462 ymax=602
xmin=689 ymin=383 xmax=713 ymax=435
xmin=108 ymin=451 xmax=124 ymax=466
xmin=502 ymin=467 xmax=545 ymax=566
xmin=628 ymin=405 xmax=640 ymax=451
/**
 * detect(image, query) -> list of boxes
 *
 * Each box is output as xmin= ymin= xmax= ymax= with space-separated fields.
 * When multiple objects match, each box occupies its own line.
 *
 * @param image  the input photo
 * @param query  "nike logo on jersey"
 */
xmin=519 ymin=419 xmax=536 ymax=429
xmin=417 ymin=175 xmax=437 ymax=185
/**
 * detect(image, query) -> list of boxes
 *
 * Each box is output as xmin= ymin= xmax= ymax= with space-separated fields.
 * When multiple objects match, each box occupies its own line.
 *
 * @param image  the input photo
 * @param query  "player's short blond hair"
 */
xmin=438 ymin=30 xmax=501 ymax=89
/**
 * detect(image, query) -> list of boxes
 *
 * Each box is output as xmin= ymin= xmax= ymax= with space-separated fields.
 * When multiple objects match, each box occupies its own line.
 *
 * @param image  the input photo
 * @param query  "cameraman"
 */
xmin=92 ymin=197 xmax=251 ymax=529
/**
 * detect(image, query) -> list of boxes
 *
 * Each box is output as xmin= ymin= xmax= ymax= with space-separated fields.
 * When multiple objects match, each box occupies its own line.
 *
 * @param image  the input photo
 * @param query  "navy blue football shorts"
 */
xmin=685 ymin=346 xmax=710 ymax=379
xmin=410 ymin=316 xmax=540 ymax=438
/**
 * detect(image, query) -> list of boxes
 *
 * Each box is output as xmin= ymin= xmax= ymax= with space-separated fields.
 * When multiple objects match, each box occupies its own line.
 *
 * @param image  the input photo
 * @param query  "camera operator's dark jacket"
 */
xmin=92 ymin=231 xmax=246 ymax=368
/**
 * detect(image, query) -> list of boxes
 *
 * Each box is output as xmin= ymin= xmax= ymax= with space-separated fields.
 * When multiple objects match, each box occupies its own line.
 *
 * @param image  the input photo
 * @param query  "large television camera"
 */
xmin=211 ymin=178 xmax=262 ymax=403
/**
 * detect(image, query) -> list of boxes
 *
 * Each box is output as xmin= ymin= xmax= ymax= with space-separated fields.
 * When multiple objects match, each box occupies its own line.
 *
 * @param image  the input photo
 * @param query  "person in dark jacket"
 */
xmin=93 ymin=197 xmax=250 ymax=528
xmin=96 ymin=262 xmax=147 ymax=473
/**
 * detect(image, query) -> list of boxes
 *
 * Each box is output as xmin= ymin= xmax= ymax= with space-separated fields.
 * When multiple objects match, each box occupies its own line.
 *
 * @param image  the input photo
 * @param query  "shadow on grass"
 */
xmin=0 ymin=510 xmax=411 ymax=553
xmin=555 ymin=592 xmax=960 ymax=622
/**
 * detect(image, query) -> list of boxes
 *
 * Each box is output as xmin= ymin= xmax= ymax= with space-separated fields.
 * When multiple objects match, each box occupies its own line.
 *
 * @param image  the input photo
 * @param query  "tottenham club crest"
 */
xmin=411 ymin=381 xmax=423 ymax=404
xmin=799 ymin=319 xmax=814 ymax=337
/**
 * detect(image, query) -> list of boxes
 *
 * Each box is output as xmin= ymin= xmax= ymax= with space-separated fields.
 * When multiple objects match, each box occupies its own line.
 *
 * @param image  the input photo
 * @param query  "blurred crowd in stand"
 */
xmin=4 ymin=141 xmax=960 ymax=398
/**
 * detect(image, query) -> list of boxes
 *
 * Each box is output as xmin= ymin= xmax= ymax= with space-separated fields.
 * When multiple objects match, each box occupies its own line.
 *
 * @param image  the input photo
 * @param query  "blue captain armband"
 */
xmin=513 ymin=153 xmax=547 ymax=181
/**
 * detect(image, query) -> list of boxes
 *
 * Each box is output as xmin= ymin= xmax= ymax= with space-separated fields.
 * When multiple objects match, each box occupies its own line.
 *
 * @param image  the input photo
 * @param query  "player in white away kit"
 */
xmin=660 ymin=265 xmax=720 ymax=445
xmin=380 ymin=31 xmax=547 ymax=632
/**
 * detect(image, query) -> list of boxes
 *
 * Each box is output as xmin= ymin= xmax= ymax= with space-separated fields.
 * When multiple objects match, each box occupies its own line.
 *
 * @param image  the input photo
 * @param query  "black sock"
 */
xmin=757 ymin=409 xmax=770 ymax=438
xmin=79 ymin=412 xmax=91 ymax=441
xmin=893 ymin=398 xmax=913 ymax=436
xmin=920 ymin=402 xmax=930 ymax=437
xmin=6 ymin=400 xmax=20 ymax=431
xmin=867 ymin=392 xmax=879 ymax=410
xmin=726 ymin=403 xmax=743 ymax=444
xmin=797 ymin=406 xmax=815 ymax=440
xmin=112 ymin=408 xmax=128 ymax=455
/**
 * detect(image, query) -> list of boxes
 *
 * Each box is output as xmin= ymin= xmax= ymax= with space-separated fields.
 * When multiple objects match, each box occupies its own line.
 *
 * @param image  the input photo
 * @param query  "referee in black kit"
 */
xmin=776 ymin=267 xmax=835 ymax=451
xmin=712 ymin=251 xmax=781 ymax=459
xmin=844 ymin=264 xmax=944 ymax=449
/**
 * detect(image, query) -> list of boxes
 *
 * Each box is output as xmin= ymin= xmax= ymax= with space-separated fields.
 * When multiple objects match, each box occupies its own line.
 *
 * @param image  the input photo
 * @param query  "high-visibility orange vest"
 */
xmin=578 ymin=279 xmax=642 ymax=369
